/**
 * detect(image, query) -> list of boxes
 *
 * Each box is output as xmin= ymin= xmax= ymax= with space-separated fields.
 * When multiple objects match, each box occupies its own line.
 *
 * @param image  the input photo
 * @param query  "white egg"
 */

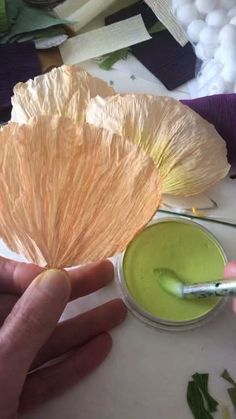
xmin=219 ymin=0 xmax=236 ymax=11
xmin=214 ymin=46 xmax=224 ymax=61
xmin=215 ymin=45 xmax=236 ymax=65
xmin=228 ymin=6 xmax=236 ymax=18
xmin=197 ymin=61 xmax=222 ymax=94
xmin=195 ymin=0 xmax=217 ymax=15
xmin=205 ymin=44 xmax=217 ymax=58
xmin=195 ymin=42 xmax=216 ymax=60
xmin=230 ymin=16 xmax=236 ymax=25
xmin=222 ymin=65 xmax=236 ymax=83
xmin=201 ymin=59 xmax=223 ymax=79
xmin=195 ymin=43 xmax=207 ymax=60
xmin=197 ymin=68 xmax=210 ymax=89
xmin=172 ymin=0 xmax=192 ymax=12
xmin=176 ymin=3 xmax=198 ymax=26
xmin=219 ymin=24 xmax=236 ymax=45
xmin=187 ymin=19 xmax=206 ymax=42
xmin=199 ymin=26 xmax=219 ymax=47
xmin=206 ymin=9 xmax=229 ymax=27
xmin=208 ymin=76 xmax=227 ymax=94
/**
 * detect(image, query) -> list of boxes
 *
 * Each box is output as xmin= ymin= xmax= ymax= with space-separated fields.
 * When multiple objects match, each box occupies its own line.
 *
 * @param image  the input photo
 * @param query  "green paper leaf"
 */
xmin=221 ymin=370 xmax=236 ymax=387
xmin=148 ymin=20 xmax=166 ymax=35
xmin=187 ymin=381 xmax=214 ymax=419
xmin=99 ymin=47 xmax=131 ymax=70
xmin=228 ymin=388 xmax=236 ymax=409
xmin=192 ymin=373 xmax=218 ymax=413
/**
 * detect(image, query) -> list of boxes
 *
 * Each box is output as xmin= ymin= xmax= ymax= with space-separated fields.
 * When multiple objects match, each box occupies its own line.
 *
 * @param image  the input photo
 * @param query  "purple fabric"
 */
xmin=132 ymin=35 xmax=196 ymax=90
xmin=105 ymin=1 xmax=196 ymax=90
xmin=0 ymin=42 xmax=41 ymax=123
xmin=182 ymin=95 xmax=236 ymax=167
xmin=105 ymin=1 xmax=156 ymax=28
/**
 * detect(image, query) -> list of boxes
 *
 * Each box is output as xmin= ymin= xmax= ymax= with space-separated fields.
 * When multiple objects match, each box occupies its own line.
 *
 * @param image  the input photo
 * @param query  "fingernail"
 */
xmin=37 ymin=269 xmax=71 ymax=300
xmin=232 ymin=298 xmax=236 ymax=314
xmin=224 ymin=261 xmax=236 ymax=277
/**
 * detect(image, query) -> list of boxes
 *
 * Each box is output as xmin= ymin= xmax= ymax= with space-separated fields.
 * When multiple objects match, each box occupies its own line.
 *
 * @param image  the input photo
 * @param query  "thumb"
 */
xmin=0 ymin=269 xmax=70 ymax=376
xmin=224 ymin=261 xmax=236 ymax=313
xmin=224 ymin=261 xmax=236 ymax=278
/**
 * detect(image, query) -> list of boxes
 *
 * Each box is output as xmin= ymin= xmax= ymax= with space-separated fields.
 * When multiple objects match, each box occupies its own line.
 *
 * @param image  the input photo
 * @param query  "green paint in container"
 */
xmin=117 ymin=218 xmax=227 ymax=331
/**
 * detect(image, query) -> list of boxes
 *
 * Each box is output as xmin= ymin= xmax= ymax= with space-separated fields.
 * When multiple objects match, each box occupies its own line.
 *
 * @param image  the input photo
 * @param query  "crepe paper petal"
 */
xmin=11 ymin=65 xmax=115 ymax=124
xmin=0 ymin=116 xmax=161 ymax=268
xmin=86 ymin=94 xmax=230 ymax=196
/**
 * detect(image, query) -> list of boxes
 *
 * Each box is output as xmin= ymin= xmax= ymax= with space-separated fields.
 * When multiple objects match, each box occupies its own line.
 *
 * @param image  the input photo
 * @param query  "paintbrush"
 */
xmin=155 ymin=268 xmax=236 ymax=299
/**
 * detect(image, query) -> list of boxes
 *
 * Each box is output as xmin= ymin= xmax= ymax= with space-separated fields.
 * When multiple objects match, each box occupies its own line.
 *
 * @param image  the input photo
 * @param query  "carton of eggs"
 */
xmin=172 ymin=0 xmax=236 ymax=95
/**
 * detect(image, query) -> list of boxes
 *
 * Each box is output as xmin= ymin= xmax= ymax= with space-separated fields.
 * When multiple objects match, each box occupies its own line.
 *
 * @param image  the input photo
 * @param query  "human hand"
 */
xmin=0 ymin=257 xmax=126 ymax=418
xmin=224 ymin=261 xmax=236 ymax=313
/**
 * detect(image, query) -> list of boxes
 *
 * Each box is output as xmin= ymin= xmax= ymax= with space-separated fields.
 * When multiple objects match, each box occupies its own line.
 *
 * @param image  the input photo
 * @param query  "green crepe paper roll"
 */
xmin=0 ymin=0 xmax=8 ymax=33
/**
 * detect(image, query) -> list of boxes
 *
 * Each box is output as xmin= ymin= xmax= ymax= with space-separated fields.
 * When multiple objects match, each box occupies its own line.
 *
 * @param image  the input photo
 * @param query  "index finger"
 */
xmin=224 ymin=261 xmax=236 ymax=314
xmin=224 ymin=261 xmax=236 ymax=278
xmin=0 ymin=257 xmax=114 ymax=300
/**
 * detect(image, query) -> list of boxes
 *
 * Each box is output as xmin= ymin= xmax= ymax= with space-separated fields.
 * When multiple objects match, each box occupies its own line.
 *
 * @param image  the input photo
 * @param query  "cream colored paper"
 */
xmin=144 ymin=0 xmax=188 ymax=46
xmin=60 ymin=15 xmax=151 ymax=65
xmin=55 ymin=0 xmax=117 ymax=33
xmin=54 ymin=0 xmax=87 ymax=19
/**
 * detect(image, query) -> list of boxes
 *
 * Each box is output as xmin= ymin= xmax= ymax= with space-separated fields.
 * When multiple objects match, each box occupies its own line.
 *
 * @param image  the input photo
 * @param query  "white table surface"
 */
xmin=2 ymin=11 xmax=235 ymax=417
xmin=18 ymin=213 xmax=236 ymax=419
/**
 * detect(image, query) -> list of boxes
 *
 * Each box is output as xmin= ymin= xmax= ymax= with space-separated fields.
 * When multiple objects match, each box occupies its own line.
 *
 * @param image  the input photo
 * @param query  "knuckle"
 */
xmin=8 ymin=303 xmax=48 ymax=339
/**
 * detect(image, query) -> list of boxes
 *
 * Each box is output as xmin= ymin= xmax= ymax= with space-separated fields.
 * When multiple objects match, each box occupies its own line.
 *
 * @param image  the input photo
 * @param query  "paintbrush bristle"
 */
xmin=154 ymin=268 xmax=184 ymax=298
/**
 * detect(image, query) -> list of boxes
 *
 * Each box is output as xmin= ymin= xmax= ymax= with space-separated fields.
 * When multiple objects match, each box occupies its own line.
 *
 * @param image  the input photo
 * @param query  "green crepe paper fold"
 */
xmin=5 ymin=0 xmax=24 ymax=27
xmin=0 ymin=0 xmax=69 ymax=44
xmin=0 ymin=0 xmax=8 ymax=33
xmin=9 ymin=25 xmax=66 ymax=43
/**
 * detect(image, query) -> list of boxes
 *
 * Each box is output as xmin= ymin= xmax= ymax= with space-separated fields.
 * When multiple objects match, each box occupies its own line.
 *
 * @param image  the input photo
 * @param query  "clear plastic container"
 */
xmin=116 ymin=217 xmax=228 ymax=332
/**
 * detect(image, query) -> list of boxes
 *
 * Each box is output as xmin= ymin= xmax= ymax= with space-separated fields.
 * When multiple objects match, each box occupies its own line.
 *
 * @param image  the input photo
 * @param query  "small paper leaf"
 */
xmin=228 ymin=388 xmax=236 ymax=409
xmin=221 ymin=370 xmax=236 ymax=387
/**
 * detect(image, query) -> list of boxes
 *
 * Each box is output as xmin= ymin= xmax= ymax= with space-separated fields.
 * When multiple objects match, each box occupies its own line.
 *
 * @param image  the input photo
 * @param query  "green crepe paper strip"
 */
xmin=0 ymin=0 xmax=70 ymax=44
xmin=5 ymin=0 xmax=24 ymax=27
xmin=221 ymin=370 xmax=236 ymax=410
xmin=0 ymin=0 xmax=8 ymax=33
xmin=9 ymin=25 xmax=66 ymax=43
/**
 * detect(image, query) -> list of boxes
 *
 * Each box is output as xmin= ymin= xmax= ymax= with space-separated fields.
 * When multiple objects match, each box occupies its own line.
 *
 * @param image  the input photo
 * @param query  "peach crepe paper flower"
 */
xmin=1 ymin=65 xmax=229 ymax=268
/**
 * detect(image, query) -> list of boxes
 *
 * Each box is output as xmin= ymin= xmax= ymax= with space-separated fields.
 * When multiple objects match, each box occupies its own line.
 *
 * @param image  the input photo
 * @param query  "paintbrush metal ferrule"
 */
xmin=182 ymin=278 xmax=236 ymax=298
